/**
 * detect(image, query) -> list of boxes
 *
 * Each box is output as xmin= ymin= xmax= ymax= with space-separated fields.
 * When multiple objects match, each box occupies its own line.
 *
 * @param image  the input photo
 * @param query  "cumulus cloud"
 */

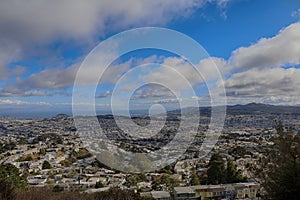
xmin=141 ymin=57 xmax=202 ymax=90
xmin=0 ymin=0 xmax=231 ymax=96
xmin=130 ymin=20 xmax=300 ymax=106
xmin=0 ymin=54 xmax=227 ymax=98
xmin=197 ymin=57 xmax=228 ymax=79
xmin=229 ymin=22 xmax=300 ymax=71
xmin=0 ymin=54 xmax=157 ymax=97
xmin=0 ymin=0 xmax=209 ymax=43
xmin=0 ymin=0 xmax=230 ymax=81
xmin=0 ymin=39 xmax=22 ymax=80
xmin=216 ymin=22 xmax=300 ymax=104
xmin=140 ymin=56 xmax=226 ymax=91
xmin=224 ymin=68 xmax=300 ymax=103
xmin=0 ymin=65 xmax=78 ymax=97
xmin=0 ymin=0 xmax=209 ymax=56
xmin=114 ymin=56 xmax=226 ymax=103
xmin=131 ymin=84 xmax=176 ymax=100
xmin=1 ymin=3 xmax=299 ymax=106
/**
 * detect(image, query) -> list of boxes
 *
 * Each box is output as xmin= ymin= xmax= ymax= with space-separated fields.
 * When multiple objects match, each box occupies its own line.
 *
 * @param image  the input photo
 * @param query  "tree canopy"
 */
xmin=207 ymin=153 xmax=226 ymax=184
xmin=258 ymin=124 xmax=300 ymax=200
xmin=0 ymin=163 xmax=27 ymax=189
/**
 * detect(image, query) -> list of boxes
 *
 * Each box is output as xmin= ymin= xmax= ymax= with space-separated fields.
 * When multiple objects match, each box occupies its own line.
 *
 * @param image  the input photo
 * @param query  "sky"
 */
xmin=0 ymin=0 xmax=300 ymax=118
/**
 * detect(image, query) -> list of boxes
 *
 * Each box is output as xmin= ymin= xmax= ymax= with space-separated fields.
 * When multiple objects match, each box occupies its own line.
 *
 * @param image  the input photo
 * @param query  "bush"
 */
xmin=42 ymin=161 xmax=51 ymax=169
xmin=95 ymin=181 xmax=104 ymax=188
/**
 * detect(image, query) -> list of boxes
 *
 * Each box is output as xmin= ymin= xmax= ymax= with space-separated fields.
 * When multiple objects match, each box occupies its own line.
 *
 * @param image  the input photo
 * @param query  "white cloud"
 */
xmin=131 ymin=84 xmax=176 ymax=100
xmin=197 ymin=57 xmax=228 ymax=79
xmin=224 ymin=67 xmax=300 ymax=103
xmin=0 ymin=54 xmax=228 ymax=98
xmin=2 ymin=6 xmax=299 ymax=107
xmin=0 ymin=0 xmax=230 ymax=81
xmin=141 ymin=57 xmax=202 ymax=90
xmin=0 ymin=39 xmax=22 ymax=80
xmin=0 ymin=0 xmax=212 ymax=59
xmin=0 ymin=0 xmax=209 ymax=43
xmin=0 ymin=54 xmax=156 ymax=96
xmin=229 ymin=22 xmax=300 ymax=71
xmin=0 ymin=99 xmax=50 ymax=105
xmin=140 ymin=56 xmax=226 ymax=91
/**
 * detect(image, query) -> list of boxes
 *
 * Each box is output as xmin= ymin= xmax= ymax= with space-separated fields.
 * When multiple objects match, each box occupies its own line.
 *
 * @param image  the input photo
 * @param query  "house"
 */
xmin=190 ymin=183 xmax=260 ymax=200
xmin=27 ymin=175 xmax=47 ymax=186
xmin=191 ymin=185 xmax=227 ymax=199
xmin=173 ymin=187 xmax=196 ymax=200
xmin=234 ymin=182 xmax=260 ymax=199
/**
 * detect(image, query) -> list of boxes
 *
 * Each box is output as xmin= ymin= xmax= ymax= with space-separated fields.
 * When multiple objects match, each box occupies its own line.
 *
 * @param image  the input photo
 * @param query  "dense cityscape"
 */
xmin=1 ymin=103 xmax=299 ymax=199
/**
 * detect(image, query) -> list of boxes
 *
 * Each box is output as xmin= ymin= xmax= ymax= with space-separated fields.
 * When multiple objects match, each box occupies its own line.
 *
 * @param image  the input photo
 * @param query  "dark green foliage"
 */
xmin=39 ymin=148 xmax=46 ymax=155
xmin=207 ymin=153 xmax=226 ymax=184
xmin=229 ymin=146 xmax=248 ymax=158
xmin=226 ymin=158 xmax=237 ymax=183
xmin=0 ymin=142 xmax=16 ymax=154
xmin=42 ymin=160 xmax=51 ymax=169
xmin=95 ymin=181 xmax=104 ymax=188
xmin=0 ymin=163 xmax=27 ymax=189
xmin=225 ymin=158 xmax=246 ymax=183
xmin=203 ymin=154 xmax=249 ymax=185
xmin=258 ymin=124 xmax=300 ymax=200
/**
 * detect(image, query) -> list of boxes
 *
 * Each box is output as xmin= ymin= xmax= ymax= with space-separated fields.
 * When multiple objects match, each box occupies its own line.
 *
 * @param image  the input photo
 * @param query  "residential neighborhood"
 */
xmin=1 ymin=104 xmax=297 ymax=199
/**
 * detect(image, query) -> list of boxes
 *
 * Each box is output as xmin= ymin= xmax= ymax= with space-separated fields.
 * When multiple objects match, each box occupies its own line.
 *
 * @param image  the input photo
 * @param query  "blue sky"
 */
xmin=0 ymin=0 xmax=300 ymax=117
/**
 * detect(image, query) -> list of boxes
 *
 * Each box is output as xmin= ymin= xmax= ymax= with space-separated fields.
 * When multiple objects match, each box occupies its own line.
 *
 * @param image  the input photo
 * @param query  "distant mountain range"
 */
xmin=51 ymin=103 xmax=300 ymax=118
xmin=223 ymin=103 xmax=300 ymax=115
xmin=2 ymin=103 xmax=300 ymax=119
xmin=168 ymin=103 xmax=300 ymax=116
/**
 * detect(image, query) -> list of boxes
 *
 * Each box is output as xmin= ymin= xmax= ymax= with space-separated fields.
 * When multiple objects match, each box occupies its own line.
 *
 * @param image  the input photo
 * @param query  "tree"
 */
xmin=95 ymin=180 xmax=104 ymax=188
xmin=226 ymin=158 xmax=238 ymax=183
xmin=59 ymin=159 xmax=71 ymax=167
xmin=42 ymin=161 xmax=51 ymax=169
xmin=207 ymin=153 xmax=226 ymax=184
xmin=152 ymin=174 xmax=179 ymax=190
xmin=124 ymin=173 xmax=147 ymax=188
xmin=39 ymin=148 xmax=46 ymax=156
xmin=190 ymin=169 xmax=201 ymax=186
xmin=229 ymin=146 xmax=248 ymax=158
xmin=0 ymin=163 xmax=27 ymax=189
xmin=257 ymin=124 xmax=300 ymax=200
